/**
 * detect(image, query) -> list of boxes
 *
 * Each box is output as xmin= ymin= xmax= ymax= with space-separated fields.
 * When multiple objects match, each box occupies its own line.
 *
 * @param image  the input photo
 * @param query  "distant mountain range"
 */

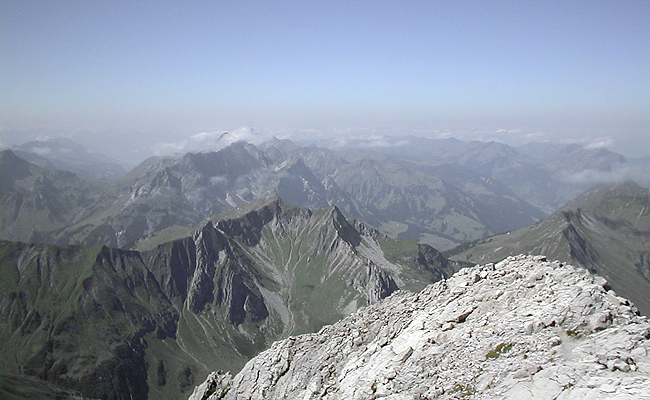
xmin=4 ymin=135 xmax=645 ymax=251
xmin=447 ymin=181 xmax=650 ymax=316
xmin=10 ymin=138 xmax=128 ymax=179
xmin=2 ymin=135 xmax=649 ymax=400
xmin=331 ymin=135 xmax=633 ymax=213
xmin=0 ymin=199 xmax=464 ymax=400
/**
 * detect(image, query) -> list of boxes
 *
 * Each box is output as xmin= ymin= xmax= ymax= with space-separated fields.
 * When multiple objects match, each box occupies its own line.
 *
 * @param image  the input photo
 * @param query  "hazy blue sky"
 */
xmin=2 ymin=1 xmax=649 ymax=161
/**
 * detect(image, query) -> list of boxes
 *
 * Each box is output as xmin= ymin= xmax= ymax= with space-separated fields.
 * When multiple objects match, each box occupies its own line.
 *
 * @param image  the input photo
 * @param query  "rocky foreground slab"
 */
xmin=190 ymin=255 xmax=650 ymax=399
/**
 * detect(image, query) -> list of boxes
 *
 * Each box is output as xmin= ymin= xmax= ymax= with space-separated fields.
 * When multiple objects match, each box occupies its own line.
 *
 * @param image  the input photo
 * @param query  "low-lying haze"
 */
xmin=2 ymin=1 xmax=649 ymax=162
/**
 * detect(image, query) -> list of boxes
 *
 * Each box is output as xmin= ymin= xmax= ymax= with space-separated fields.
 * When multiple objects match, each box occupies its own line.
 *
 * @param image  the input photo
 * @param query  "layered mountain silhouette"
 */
xmin=10 ymin=138 xmax=128 ymax=179
xmin=0 ymin=199 xmax=463 ymax=400
xmin=0 ymin=137 xmax=565 ymax=250
xmin=336 ymin=135 xmax=630 ymax=214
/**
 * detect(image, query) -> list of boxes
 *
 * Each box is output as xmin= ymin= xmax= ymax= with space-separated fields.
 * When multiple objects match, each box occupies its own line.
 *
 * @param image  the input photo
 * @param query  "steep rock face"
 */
xmin=186 ymin=198 xmax=461 ymax=337
xmin=365 ymin=264 xmax=398 ymax=304
xmin=190 ymin=255 xmax=650 ymax=400
xmin=0 ymin=241 xmax=174 ymax=400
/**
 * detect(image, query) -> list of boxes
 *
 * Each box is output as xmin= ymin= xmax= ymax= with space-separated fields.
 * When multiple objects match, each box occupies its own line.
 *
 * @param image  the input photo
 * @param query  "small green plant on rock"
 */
xmin=485 ymin=342 xmax=513 ymax=359
xmin=450 ymin=383 xmax=476 ymax=397
xmin=565 ymin=329 xmax=582 ymax=338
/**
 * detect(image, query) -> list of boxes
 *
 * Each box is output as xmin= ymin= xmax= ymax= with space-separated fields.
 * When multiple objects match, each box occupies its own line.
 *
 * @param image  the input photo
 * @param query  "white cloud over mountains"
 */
xmin=558 ymin=136 xmax=616 ymax=151
xmin=150 ymin=126 xmax=625 ymax=169
xmin=583 ymin=137 xmax=615 ymax=150
xmin=152 ymin=127 xmax=274 ymax=156
xmin=432 ymin=128 xmax=551 ymax=146
xmin=560 ymin=163 xmax=650 ymax=187
xmin=29 ymin=147 xmax=53 ymax=156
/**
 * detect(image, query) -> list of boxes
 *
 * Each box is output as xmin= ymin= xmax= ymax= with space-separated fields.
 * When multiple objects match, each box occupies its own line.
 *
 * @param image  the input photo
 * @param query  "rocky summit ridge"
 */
xmin=190 ymin=255 xmax=650 ymax=399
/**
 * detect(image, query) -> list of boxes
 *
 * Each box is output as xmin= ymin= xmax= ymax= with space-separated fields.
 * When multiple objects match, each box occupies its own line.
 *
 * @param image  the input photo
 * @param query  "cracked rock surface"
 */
xmin=189 ymin=255 xmax=650 ymax=399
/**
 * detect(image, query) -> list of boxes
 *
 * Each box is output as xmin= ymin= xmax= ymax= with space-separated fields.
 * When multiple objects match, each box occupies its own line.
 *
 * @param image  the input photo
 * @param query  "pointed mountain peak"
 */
xmin=0 ymin=149 xmax=27 ymax=165
xmin=174 ymin=142 xmax=268 ymax=179
xmin=282 ymin=157 xmax=315 ymax=176
xmin=210 ymin=196 xmax=286 ymax=223
xmin=204 ymin=197 xmax=363 ymax=249
xmin=261 ymin=136 xmax=298 ymax=150
xmin=327 ymin=205 xmax=362 ymax=247
xmin=0 ymin=150 xmax=41 ymax=186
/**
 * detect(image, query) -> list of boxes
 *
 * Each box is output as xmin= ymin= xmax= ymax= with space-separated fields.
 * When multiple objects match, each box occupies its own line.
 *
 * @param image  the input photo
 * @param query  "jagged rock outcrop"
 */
xmin=190 ymin=255 xmax=650 ymax=400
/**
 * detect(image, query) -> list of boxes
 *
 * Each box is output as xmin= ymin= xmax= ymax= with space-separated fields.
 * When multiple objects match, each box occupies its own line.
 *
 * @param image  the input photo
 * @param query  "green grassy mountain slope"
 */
xmin=448 ymin=181 xmax=650 ymax=315
xmin=0 ymin=199 xmax=464 ymax=400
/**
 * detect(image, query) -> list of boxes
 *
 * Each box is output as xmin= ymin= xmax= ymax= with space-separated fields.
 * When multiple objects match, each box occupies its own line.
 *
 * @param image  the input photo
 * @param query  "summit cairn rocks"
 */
xmin=190 ymin=255 xmax=650 ymax=399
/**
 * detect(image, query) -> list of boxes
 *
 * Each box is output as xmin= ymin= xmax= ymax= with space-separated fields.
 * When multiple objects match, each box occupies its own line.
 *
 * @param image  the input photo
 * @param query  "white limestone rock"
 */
xmin=190 ymin=255 xmax=650 ymax=399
